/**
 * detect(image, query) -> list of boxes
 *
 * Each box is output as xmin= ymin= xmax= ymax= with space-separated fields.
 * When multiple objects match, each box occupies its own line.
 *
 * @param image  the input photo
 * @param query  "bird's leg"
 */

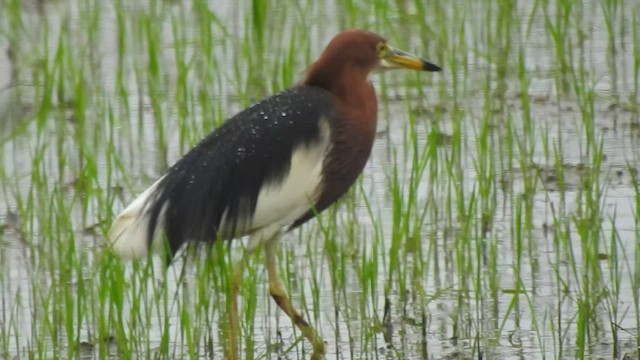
xmin=265 ymin=238 xmax=325 ymax=359
xmin=226 ymin=249 xmax=249 ymax=360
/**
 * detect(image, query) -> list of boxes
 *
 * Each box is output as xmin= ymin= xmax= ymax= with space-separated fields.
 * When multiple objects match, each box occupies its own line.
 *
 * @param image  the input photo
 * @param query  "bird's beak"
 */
xmin=380 ymin=45 xmax=442 ymax=72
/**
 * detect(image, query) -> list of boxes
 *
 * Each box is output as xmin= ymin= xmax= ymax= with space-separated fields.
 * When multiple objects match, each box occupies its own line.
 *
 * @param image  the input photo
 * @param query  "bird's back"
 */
xmin=109 ymin=86 xmax=338 ymax=259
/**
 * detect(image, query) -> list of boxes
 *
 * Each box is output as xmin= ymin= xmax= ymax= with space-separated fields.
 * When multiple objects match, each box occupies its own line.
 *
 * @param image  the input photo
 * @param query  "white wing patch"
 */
xmin=246 ymin=119 xmax=331 ymax=249
xmin=108 ymin=176 xmax=167 ymax=259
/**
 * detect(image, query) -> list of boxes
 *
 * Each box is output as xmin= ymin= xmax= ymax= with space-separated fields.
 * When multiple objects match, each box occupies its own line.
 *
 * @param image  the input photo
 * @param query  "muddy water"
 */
xmin=1 ymin=0 xmax=639 ymax=359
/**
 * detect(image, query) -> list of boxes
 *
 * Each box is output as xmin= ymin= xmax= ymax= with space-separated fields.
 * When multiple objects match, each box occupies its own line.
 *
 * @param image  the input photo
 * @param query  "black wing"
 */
xmin=145 ymin=86 xmax=337 ymax=257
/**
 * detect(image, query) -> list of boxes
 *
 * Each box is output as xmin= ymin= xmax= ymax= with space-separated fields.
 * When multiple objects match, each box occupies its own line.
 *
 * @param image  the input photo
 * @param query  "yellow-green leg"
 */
xmin=265 ymin=238 xmax=325 ymax=359
xmin=226 ymin=251 xmax=248 ymax=360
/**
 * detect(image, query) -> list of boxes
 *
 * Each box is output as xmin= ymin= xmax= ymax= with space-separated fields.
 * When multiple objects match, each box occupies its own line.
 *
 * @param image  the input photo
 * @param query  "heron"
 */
xmin=108 ymin=29 xmax=441 ymax=359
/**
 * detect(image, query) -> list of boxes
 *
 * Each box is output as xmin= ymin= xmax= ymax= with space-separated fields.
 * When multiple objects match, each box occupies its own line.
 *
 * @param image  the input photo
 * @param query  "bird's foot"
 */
xmin=309 ymin=339 xmax=326 ymax=360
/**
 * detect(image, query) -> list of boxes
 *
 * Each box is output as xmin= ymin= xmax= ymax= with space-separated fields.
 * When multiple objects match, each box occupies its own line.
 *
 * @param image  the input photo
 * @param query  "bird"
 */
xmin=108 ymin=29 xmax=441 ymax=360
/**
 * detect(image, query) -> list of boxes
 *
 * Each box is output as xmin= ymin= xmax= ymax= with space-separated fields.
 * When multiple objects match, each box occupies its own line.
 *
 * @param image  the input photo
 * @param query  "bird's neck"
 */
xmin=304 ymin=65 xmax=377 ymax=129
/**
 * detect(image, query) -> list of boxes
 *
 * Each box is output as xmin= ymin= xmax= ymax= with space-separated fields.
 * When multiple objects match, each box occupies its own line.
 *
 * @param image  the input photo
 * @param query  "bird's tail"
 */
xmin=108 ymin=177 xmax=166 ymax=259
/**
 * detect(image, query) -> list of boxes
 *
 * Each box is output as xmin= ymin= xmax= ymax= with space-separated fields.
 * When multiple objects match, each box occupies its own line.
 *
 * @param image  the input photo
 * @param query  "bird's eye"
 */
xmin=376 ymin=42 xmax=386 ymax=55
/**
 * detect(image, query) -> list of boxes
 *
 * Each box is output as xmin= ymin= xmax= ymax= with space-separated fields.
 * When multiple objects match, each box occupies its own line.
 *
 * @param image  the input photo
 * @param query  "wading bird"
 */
xmin=108 ymin=29 xmax=441 ymax=359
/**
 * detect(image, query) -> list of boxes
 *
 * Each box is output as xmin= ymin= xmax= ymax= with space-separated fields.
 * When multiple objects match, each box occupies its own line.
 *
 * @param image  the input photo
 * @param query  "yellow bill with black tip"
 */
xmin=380 ymin=45 xmax=442 ymax=72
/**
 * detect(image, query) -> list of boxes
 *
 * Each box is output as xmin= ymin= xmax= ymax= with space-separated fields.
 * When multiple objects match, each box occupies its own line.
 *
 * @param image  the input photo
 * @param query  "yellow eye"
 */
xmin=376 ymin=42 xmax=386 ymax=55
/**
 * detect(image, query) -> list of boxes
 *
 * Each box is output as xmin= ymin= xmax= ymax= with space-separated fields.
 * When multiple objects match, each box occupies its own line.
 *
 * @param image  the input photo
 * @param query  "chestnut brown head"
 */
xmin=305 ymin=29 xmax=441 ymax=86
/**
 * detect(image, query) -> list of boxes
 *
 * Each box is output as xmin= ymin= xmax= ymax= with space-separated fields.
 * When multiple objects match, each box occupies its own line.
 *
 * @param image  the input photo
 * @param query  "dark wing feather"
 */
xmin=146 ymin=86 xmax=337 ymax=257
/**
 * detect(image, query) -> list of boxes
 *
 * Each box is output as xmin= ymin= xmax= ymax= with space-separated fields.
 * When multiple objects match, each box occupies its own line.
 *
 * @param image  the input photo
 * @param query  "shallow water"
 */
xmin=1 ymin=0 xmax=640 ymax=359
